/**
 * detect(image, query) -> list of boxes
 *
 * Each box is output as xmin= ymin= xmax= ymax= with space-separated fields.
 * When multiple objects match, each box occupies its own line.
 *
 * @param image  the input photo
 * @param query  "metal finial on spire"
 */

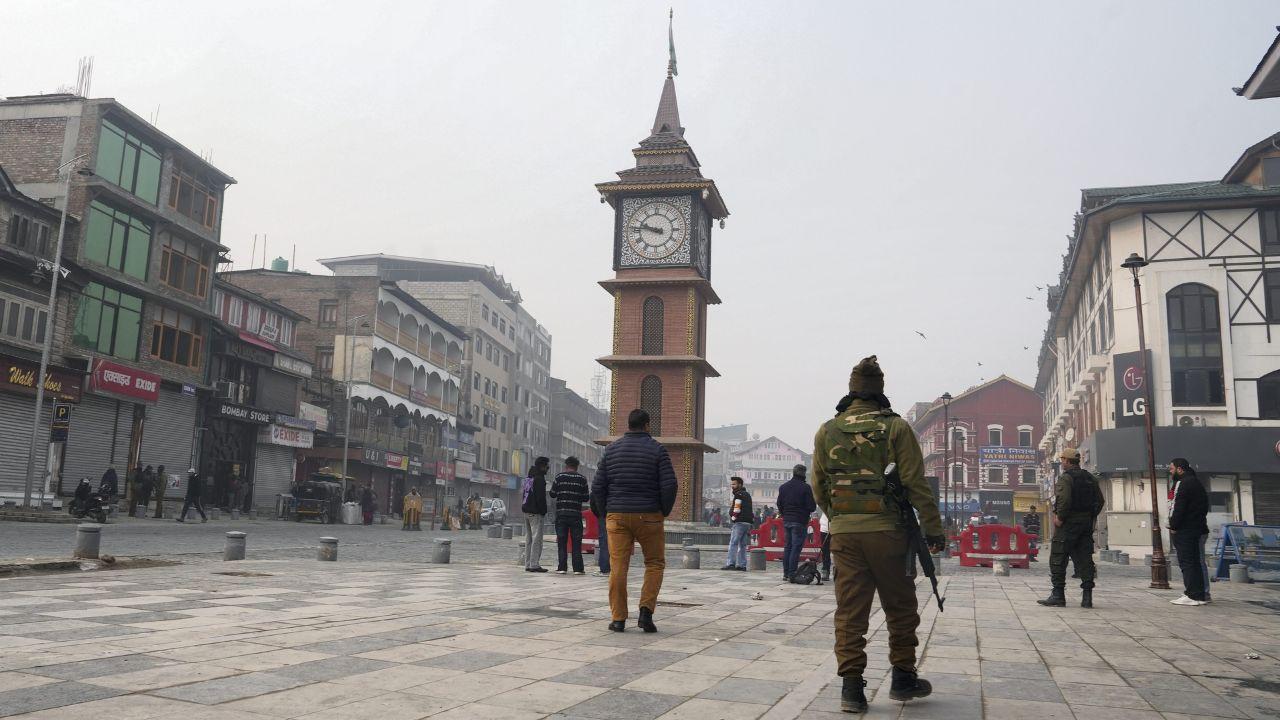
xmin=667 ymin=8 xmax=678 ymax=78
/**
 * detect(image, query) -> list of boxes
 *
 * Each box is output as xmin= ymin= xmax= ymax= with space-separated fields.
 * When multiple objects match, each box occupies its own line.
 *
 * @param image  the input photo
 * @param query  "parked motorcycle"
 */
xmin=67 ymin=478 xmax=108 ymax=524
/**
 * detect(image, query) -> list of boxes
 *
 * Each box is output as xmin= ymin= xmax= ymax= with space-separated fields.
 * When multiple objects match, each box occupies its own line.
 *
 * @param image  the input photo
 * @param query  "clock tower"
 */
xmin=596 ymin=22 xmax=728 ymax=521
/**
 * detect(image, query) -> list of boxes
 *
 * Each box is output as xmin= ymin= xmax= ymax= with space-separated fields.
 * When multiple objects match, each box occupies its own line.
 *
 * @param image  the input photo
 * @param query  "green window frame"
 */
xmin=96 ymin=119 xmax=161 ymax=204
xmin=73 ymin=282 xmax=142 ymax=360
xmin=83 ymin=201 xmax=152 ymax=280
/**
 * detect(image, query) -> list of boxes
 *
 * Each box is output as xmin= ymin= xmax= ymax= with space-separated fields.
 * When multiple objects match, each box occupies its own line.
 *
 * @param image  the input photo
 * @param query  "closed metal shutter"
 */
xmin=253 ymin=442 xmax=295 ymax=511
xmin=0 ymin=392 xmax=41 ymax=496
xmin=139 ymin=390 xmax=196 ymax=500
xmin=62 ymin=394 xmax=132 ymax=492
xmin=1254 ymin=474 xmax=1280 ymax=526
xmin=255 ymin=370 xmax=298 ymax=415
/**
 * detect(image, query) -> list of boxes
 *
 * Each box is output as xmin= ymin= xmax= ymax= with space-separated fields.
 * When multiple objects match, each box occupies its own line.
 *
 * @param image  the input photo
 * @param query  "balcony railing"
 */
xmin=370 ymin=370 xmax=393 ymax=392
xmin=372 ymin=323 xmax=464 ymax=375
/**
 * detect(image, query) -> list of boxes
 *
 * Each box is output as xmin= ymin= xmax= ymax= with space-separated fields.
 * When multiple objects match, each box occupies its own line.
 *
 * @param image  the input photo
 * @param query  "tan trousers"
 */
xmin=606 ymin=512 xmax=665 ymax=621
xmin=831 ymin=530 xmax=921 ymax=677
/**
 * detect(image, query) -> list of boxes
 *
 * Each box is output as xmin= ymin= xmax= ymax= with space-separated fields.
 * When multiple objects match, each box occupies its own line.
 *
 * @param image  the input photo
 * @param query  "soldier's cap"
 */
xmin=1059 ymin=448 xmax=1081 ymax=461
xmin=848 ymin=355 xmax=884 ymax=394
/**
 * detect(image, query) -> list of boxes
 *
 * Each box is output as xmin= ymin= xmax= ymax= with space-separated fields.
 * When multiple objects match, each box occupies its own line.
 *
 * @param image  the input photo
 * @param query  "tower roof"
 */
xmin=650 ymin=75 xmax=683 ymax=138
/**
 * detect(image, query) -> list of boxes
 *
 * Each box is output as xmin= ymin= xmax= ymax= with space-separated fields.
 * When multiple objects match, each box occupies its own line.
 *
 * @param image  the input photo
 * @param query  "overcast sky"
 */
xmin=6 ymin=1 xmax=1279 ymax=449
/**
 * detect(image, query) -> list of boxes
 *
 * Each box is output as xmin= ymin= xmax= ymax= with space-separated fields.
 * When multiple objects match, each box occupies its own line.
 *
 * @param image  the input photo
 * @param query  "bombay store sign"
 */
xmin=89 ymin=358 xmax=159 ymax=403
xmin=0 ymin=354 xmax=82 ymax=402
xmin=258 ymin=423 xmax=314 ymax=448
xmin=215 ymin=402 xmax=272 ymax=424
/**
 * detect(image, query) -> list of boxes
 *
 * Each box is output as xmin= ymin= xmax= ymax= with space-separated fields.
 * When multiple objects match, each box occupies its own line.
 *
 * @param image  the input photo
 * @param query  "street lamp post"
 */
xmin=22 ymin=154 xmax=90 ymax=509
xmin=341 ymin=315 xmax=370 ymax=485
xmin=941 ymin=392 xmax=952 ymax=531
xmin=1120 ymin=252 xmax=1171 ymax=590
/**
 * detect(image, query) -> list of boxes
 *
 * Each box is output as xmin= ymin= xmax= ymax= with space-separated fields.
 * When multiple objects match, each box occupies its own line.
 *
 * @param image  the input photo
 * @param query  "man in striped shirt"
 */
xmin=550 ymin=457 xmax=591 ymax=574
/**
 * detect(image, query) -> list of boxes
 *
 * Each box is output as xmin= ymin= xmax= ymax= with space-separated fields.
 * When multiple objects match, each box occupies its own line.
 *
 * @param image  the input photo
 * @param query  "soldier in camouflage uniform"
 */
xmin=1037 ymin=447 xmax=1104 ymax=609
xmin=811 ymin=356 xmax=946 ymax=714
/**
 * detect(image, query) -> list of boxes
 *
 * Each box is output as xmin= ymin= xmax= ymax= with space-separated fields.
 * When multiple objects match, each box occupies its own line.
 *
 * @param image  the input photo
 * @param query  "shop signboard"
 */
xmin=273 ymin=353 xmax=313 ymax=378
xmin=258 ymin=423 xmax=314 ymax=448
xmin=221 ymin=334 xmax=275 ymax=367
xmin=50 ymin=402 xmax=72 ymax=442
xmin=1 ymin=354 xmax=82 ymax=402
xmin=1113 ymin=350 xmax=1153 ymax=429
xmin=435 ymin=461 xmax=456 ymax=482
xmin=273 ymin=413 xmax=316 ymax=431
xmin=455 ymin=460 xmax=473 ymax=480
xmin=88 ymin=358 xmax=159 ymax=403
xmin=363 ymin=448 xmax=385 ymax=465
xmin=977 ymin=446 xmax=1040 ymax=465
xmin=298 ymin=402 xmax=329 ymax=432
xmin=214 ymin=402 xmax=272 ymax=424
xmin=978 ymin=490 xmax=1015 ymax=525
xmin=384 ymin=452 xmax=409 ymax=471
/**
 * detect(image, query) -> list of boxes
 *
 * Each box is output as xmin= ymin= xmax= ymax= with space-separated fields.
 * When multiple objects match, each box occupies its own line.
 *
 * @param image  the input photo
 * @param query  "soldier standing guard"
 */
xmin=1038 ymin=448 xmax=1105 ymax=608
xmin=811 ymin=356 xmax=945 ymax=714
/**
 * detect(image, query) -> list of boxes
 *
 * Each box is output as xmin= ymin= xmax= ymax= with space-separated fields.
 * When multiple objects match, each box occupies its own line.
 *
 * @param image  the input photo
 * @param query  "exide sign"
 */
xmin=89 ymin=358 xmax=160 ymax=403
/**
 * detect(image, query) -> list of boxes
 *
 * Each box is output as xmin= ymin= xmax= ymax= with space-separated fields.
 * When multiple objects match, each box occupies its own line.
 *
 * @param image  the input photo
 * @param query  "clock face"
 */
xmin=625 ymin=201 xmax=687 ymax=260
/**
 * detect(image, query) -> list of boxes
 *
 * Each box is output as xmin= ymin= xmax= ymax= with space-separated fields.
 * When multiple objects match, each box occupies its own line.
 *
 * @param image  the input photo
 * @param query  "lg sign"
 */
xmin=1113 ymin=351 xmax=1151 ymax=429
xmin=1123 ymin=364 xmax=1144 ymax=392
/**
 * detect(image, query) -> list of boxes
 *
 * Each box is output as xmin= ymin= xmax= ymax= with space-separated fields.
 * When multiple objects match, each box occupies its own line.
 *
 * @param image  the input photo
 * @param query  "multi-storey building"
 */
xmin=200 ymin=278 xmax=312 ymax=512
xmin=316 ymin=254 xmax=552 ymax=511
xmin=910 ymin=376 xmax=1043 ymax=527
xmin=702 ymin=423 xmax=749 ymax=509
xmin=220 ymin=270 xmax=463 ymax=517
xmin=0 ymin=94 xmax=233 ymax=504
xmin=1036 ymin=130 xmax=1280 ymax=555
xmin=0 ymin=166 xmax=83 ymax=500
xmin=547 ymin=378 xmax=608 ymax=480
xmin=728 ymin=435 xmax=810 ymax=507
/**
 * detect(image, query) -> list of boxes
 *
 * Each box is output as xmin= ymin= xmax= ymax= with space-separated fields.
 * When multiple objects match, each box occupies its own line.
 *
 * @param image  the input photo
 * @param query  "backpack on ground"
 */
xmin=791 ymin=559 xmax=822 ymax=586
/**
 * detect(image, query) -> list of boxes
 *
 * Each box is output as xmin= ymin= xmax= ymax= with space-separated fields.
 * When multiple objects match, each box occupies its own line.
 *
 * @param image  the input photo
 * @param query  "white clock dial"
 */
xmin=625 ymin=201 xmax=687 ymax=260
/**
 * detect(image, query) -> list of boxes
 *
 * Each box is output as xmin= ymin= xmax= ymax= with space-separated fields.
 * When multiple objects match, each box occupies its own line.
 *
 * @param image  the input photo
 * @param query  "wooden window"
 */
xmin=642 ymin=296 xmax=664 ymax=355
xmin=1018 ymin=427 xmax=1033 ymax=447
xmin=0 ymin=292 xmax=48 ymax=345
xmin=150 ymin=306 xmax=203 ymax=369
xmin=159 ymin=235 xmax=209 ymax=297
xmin=167 ymin=157 xmax=220 ymax=229
xmin=640 ymin=374 xmax=662 ymax=436
xmin=318 ymin=300 xmax=338 ymax=327
xmin=317 ymin=348 xmax=334 ymax=378
xmin=6 ymin=212 xmax=52 ymax=256
xmin=987 ymin=427 xmax=1002 ymax=447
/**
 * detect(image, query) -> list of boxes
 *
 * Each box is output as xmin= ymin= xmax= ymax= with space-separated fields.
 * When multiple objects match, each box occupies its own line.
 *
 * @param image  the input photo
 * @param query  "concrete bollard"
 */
xmin=992 ymin=559 xmax=1009 ymax=577
xmin=209 ymin=508 xmax=220 ymax=521
xmin=682 ymin=537 xmax=693 ymax=547
xmin=517 ymin=542 xmax=527 ymax=565
xmin=513 ymin=523 xmax=524 ymax=537
xmin=132 ymin=506 xmax=145 ymax=518
xmin=747 ymin=548 xmax=767 ymax=571
xmin=1229 ymin=563 xmax=1252 ymax=583
xmin=74 ymin=524 xmax=102 ymax=559
xmin=931 ymin=553 xmax=944 ymax=575
xmin=249 ymin=508 xmax=258 ymax=520
xmin=1144 ymin=554 xmax=1153 ymax=567
xmin=230 ymin=509 xmax=240 ymax=521
xmin=683 ymin=547 xmax=701 ymax=570
xmin=1116 ymin=552 xmax=1130 ymax=565
xmin=501 ymin=526 xmax=513 ymax=540
xmin=432 ymin=539 xmax=452 ymax=564
xmin=378 ymin=514 xmax=386 ymax=525
xmin=224 ymin=531 xmax=247 ymax=561
xmin=487 ymin=525 xmax=502 ymax=539
xmin=318 ymin=537 xmax=338 ymax=561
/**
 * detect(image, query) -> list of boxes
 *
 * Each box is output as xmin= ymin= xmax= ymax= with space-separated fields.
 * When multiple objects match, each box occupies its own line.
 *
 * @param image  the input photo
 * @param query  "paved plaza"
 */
xmin=0 ymin=528 xmax=1277 ymax=720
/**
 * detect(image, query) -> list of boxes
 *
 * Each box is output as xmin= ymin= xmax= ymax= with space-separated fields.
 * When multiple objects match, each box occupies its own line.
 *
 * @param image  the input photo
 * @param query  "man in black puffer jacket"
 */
xmin=591 ymin=409 xmax=677 ymax=633
xmin=1168 ymin=458 xmax=1211 ymax=606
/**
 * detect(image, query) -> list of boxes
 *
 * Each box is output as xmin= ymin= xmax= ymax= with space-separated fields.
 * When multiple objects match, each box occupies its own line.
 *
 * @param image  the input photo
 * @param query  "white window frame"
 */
xmin=986 ymin=466 xmax=1007 ymax=485
xmin=948 ymin=462 xmax=967 ymax=487
xmin=1017 ymin=425 xmax=1034 ymax=448
xmin=987 ymin=424 xmax=1004 ymax=447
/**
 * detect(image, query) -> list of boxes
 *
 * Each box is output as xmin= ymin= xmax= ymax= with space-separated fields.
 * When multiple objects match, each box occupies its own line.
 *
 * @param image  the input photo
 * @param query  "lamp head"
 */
xmin=1120 ymin=253 xmax=1148 ymax=272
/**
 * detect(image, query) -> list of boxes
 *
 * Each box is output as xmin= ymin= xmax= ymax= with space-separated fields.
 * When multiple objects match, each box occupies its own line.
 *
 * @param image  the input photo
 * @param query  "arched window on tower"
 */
xmin=1167 ymin=283 xmax=1224 ymax=406
xmin=640 ymin=375 xmax=663 ymax=436
xmin=642 ymin=296 xmax=664 ymax=355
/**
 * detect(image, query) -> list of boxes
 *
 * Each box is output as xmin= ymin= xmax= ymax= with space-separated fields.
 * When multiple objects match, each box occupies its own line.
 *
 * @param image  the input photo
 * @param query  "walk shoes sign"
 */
xmin=89 ymin=358 xmax=160 ymax=403
xmin=1113 ymin=350 xmax=1153 ymax=429
xmin=215 ymin=402 xmax=272 ymax=424
xmin=1 ymin=353 xmax=82 ymax=402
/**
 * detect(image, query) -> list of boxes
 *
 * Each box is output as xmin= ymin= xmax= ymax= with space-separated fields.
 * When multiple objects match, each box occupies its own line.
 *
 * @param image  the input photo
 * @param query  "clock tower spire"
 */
xmin=595 ymin=14 xmax=728 ymax=521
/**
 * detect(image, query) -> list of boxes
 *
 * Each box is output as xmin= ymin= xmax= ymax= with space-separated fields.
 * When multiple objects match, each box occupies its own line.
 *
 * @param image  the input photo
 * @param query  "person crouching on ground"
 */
xmin=591 ymin=409 xmax=677 ymax=633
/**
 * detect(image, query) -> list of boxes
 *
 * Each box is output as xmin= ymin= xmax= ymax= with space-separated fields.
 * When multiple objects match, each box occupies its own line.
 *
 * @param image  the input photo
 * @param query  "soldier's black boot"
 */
xmin=888 ymin=666 xmax=932 ymax=702
xmin=637 ymin=606 xmax=657 ymax=633
xmin=1037 ymin=585 xmax=1066 ymax=607
xmin=1081 ymin=588 xmax=1093 ymax=608
xmin=840 ymin=676 xmax=868 ymax=713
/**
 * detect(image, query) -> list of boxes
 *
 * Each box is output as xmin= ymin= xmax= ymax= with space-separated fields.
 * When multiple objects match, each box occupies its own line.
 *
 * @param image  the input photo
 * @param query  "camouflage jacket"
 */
xmin=810 ymin=399 xmax=943 ymax=536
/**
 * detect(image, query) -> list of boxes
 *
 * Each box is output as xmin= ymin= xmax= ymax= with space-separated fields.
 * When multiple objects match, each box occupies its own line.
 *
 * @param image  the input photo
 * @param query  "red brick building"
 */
xmin=910 ymin=376 xmax=1044 ymax=527
xmin=594 ymin=57 xmax=728 ymax=521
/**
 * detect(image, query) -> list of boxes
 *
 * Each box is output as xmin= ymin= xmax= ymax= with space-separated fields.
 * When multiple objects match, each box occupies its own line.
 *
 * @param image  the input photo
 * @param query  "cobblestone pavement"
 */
xmin=0 ymin=551 xmax=1277 ymax=719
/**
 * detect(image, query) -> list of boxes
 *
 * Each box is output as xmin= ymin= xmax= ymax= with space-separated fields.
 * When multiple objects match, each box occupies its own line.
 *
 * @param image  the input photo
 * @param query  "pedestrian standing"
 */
xmin=522 ymin=457 xmax=551 ymax=573
xmin=721 ymin=476 xmax=753 ymax=571
xmin=360 ymin=484 xmax=376 ymax=525
xmin=819 ymin=510 xmax=832 ymax=582
xmin=403 ymin=487 xmax=423 ymax=530
xmin=139 ymin=465 xmax=155 ymax=517
xmin=778 ymin=464 xmax=816 ymax=582
xmin=590 ymin=496 xmax=611 ymax=577
xmin=1038 ymin=448 xmax=1105 ymax=609
xmin=811 ymin=356 xmax=943 ymax=712
xmin=591 ymin=408 xmax=677 ymax=633
xmin=178 ymin=469 xmax=208 ymax=523
xmin=1022 ymin=504 xmax=1042 ymax=563
xmin=152 ymin=465 xmax=167 ymax=518
xmin=549 ymin=457 xmax=590 ymax=574
xmin=1168 ymin=458 xmax=1211 ymax=606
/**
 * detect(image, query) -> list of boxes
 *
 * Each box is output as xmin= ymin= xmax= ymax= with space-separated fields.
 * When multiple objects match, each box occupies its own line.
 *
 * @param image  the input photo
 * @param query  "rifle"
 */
xmin=883 ymin=462 xmax=945 ymax=612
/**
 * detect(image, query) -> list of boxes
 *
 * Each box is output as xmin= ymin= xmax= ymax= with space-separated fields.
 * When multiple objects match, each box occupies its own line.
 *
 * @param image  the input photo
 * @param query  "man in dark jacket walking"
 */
xmin=522 ymin=457 xmax=551 ymax=573
xmin=591 ymin=409 xmax=677 ymax=633
xmin=550 ymin=457 xmax=590 ymax=574
xmin=177 ymin=469 xmax=208 ymax=523
xmin=1168 ymin=458 xmax=1210 ymax=606
xmin=777 ymin=464 xmax=817 ymax=581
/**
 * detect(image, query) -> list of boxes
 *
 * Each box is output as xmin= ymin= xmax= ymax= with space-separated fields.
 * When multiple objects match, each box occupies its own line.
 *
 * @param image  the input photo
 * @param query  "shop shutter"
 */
xmin=252 ymin=442 xmax=295 ymax=512
xmin=61 ymin=394 xmax=132 ymax=493
xmin=256 ymin=370 xmax=298 ymax=415
xmin=138 ymin=390 xmax=197 ymax=500
xmin=0 ymin=393 xmax=44 ymax=496
xmin=1254 ymin=475 xmax=1280 ymax=526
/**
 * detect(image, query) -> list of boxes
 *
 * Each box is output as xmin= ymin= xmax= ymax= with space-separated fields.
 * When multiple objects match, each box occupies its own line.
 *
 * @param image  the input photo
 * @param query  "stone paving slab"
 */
xmin=0 ymin=556 xmax=1277 ymax=719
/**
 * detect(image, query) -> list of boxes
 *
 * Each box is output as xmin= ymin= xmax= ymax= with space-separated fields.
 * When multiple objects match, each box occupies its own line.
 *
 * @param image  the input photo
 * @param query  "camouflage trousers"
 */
xmin=1049 ymin=516 xmax=1096 ymax=589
